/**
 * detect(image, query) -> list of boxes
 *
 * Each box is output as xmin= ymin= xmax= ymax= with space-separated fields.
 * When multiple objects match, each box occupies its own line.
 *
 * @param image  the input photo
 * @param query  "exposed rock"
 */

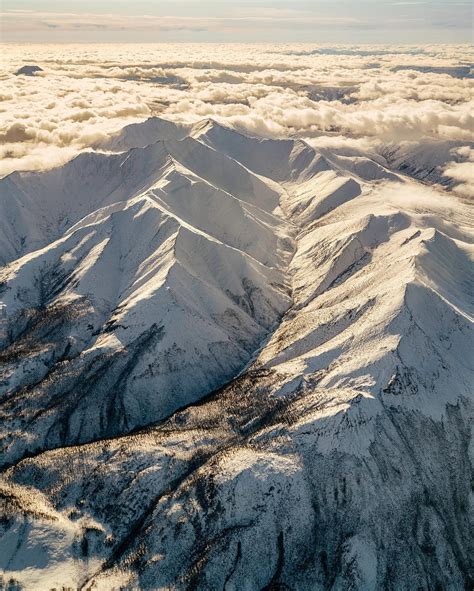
xmin=14 ymin=65 xmax=43 ymax=77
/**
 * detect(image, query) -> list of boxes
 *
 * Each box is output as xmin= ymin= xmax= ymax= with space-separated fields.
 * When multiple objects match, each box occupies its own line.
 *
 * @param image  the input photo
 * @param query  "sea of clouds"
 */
xmin=1 ymin=44 xmax=472 ymax=195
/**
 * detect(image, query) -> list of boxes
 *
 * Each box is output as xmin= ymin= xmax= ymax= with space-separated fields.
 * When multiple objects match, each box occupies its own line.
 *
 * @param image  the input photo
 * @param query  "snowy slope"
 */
xmin=0 ymin=136 xmax=293 ymax=467
xmin=380 ymin=139 xmax=474 ymax=188
xmin=0 ymin=117 xmax=472 ymax=590
xmin=97 ymin=116 xmax=191 ymax=152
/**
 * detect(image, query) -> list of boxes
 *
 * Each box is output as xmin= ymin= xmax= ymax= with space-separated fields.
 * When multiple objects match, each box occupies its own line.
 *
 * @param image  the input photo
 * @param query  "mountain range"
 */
xmin=0 ymin=116 xmax=472 ymax=590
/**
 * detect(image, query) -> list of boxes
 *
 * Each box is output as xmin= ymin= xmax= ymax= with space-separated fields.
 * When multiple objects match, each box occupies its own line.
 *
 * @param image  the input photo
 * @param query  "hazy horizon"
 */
xmin=2 ymin=0 xmax=472 ymax=43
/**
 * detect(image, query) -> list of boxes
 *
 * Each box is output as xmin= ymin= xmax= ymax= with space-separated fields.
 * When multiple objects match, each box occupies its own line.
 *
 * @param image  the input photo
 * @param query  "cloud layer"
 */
xmin=1 ymin=44 xmax=472 ymax=195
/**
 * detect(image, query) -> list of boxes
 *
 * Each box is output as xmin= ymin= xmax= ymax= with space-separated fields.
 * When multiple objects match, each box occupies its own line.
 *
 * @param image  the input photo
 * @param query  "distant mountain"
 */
xmin=14 ymin=65 xmax=43 ymax=76
xmin=380 ymin=139 xmax=474 ymax=188
xmin=0 ymin=117 xmax=472 ymax=591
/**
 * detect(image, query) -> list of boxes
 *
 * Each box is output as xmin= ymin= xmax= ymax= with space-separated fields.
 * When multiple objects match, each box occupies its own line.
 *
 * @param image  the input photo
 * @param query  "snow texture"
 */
xmin=0 ymin=116 xmax=472 ymax=590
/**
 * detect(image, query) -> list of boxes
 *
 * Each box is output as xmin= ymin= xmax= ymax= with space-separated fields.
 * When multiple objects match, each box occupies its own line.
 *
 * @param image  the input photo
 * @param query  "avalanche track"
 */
xmin=0 ymin=117 xmax=472 ymax=590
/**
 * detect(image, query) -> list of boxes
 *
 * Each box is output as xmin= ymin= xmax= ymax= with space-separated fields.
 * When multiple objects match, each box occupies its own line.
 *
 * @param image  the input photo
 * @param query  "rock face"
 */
xmin=0 ymin=117 xmax=472 ymax=590
xmin=14 ymin=65 xmax=43 ymax=76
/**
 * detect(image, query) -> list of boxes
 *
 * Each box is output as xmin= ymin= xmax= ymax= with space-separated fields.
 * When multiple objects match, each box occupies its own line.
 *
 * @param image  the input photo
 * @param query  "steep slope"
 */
xmin=0 ymin=144 xmax=172 ymax=265
xmin=380 ymin=139 xmax=474 ymax=188
xmin=192 ymin=119 xmax=330 ymax=183
xmin=0 ymin=146 xmax=293 ymax=467
xmin=0 ymin=132 xmax=285 ymax=266
xmin=0 ymin=117 xmax=472 ymax=590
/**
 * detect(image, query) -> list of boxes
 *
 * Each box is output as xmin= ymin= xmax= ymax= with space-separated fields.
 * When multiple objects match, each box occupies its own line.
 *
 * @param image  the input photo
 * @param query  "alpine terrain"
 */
xmin=0 ymin=117 xmax=472 ymax=590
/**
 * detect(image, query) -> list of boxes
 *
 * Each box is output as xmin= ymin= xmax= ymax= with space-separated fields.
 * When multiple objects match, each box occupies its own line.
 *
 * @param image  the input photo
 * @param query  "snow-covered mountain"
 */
xmin=379 ymin=139 xmax=474 ymax=188
xmin=0 ymin=117 xmax=472 ymax=590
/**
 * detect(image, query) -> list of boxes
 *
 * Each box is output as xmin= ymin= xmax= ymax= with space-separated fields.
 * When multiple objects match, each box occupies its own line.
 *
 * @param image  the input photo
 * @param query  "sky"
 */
xmin=1 ymin=0 xmax=473 ymax=43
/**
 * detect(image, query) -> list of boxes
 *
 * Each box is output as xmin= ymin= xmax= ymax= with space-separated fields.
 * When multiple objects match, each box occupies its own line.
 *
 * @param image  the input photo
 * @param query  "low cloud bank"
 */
xmin=1 ymin=44 xmax=472 ymax=195
xmin=444 ymin=147 xmax=474 ymax=197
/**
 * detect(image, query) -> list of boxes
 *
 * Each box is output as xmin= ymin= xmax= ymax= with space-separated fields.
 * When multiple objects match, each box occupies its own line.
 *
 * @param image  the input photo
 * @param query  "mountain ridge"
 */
xmin=0 ymin=116 xmax=472 ymax=590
